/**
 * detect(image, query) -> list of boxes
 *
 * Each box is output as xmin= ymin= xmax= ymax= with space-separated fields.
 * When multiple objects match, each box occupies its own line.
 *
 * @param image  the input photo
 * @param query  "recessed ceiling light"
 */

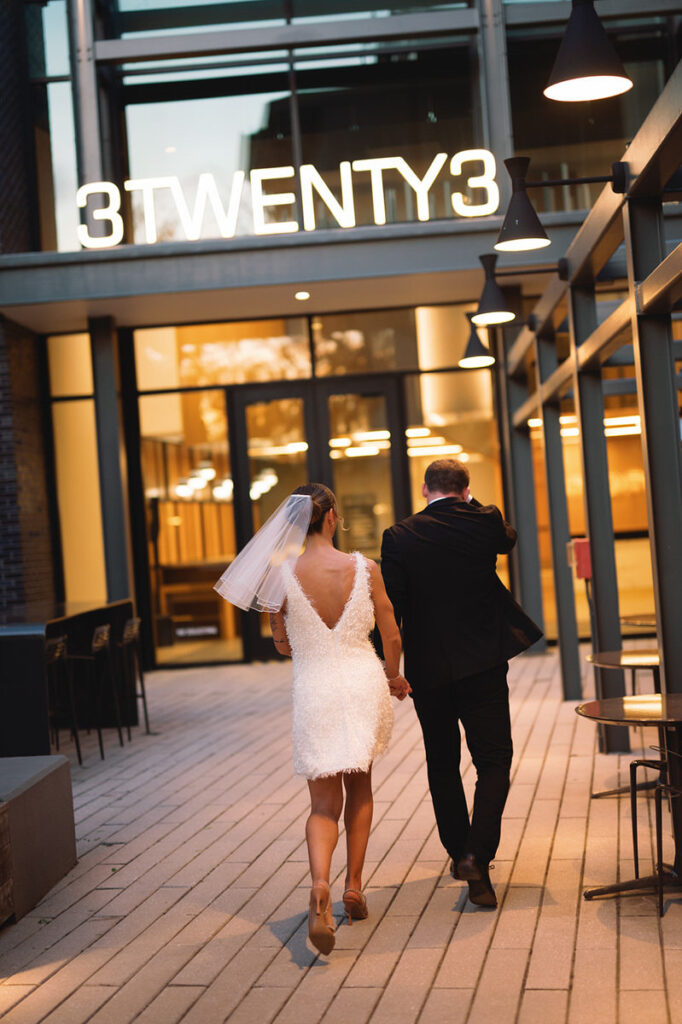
xmin=295 ymin=290 xmax=310 ymax=301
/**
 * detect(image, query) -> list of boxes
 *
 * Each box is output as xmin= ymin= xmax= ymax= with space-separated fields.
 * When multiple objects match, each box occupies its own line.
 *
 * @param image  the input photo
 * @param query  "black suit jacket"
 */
xmin=379 ymin=497 xmax=543 ymax=691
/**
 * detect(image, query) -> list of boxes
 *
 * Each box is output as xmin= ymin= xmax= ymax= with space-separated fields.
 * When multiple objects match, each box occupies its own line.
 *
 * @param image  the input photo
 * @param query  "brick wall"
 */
xmin=0 ymin=2 xmax=56 ymax=609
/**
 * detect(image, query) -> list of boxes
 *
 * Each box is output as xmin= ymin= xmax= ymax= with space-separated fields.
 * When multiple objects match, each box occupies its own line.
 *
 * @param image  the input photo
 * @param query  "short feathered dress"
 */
xmin=283 ymin=552 xmax=393 ymax=780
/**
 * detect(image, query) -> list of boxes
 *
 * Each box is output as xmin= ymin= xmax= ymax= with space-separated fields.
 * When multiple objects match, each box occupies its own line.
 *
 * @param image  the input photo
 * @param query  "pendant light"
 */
xmin=544 ymin=0 xmax=633 ymax=103
xmin=459 ymin=315 xmax=495 ymax=368
xmin=471 ymin=254 xmax=516 ymax=326
xmin=495 ymin=158 xmax=551 ymax=253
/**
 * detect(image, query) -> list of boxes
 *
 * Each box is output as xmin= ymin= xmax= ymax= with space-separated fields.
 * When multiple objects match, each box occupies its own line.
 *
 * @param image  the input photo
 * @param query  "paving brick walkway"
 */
xmin=1 ymin=650 xmax=681 ymax=1024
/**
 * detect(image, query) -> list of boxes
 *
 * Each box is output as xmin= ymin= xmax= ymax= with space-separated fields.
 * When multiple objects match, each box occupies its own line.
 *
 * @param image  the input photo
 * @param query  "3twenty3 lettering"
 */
xmin=76 ymin=150 xmax=499 ymax=249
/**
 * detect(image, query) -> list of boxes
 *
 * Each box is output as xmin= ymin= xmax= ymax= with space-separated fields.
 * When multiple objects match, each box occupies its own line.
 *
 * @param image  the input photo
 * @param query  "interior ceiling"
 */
xmin=4 ymin=268 xmax=554 ymax=335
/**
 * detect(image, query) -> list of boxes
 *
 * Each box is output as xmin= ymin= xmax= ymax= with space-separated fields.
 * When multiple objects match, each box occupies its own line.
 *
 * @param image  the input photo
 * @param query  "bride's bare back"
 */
xmin=293 ymin=547 xmax=359 ymax=630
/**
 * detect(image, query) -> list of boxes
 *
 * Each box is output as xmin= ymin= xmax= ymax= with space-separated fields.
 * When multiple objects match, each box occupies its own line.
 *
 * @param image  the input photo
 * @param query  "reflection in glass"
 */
xmin=31 ymin=81 xmax=80 ymax=251
xmin=244 ymin=397 xmax=309 ymax=638
xmin=134 ymin=319 xmax=311 ymax=390
xmin=139 ymin=390 xmax=243 ymax=664
xmin=327 ymin=392 xmax=393 ymax=560
xmin=124 ymin=63 xmax=292 ymax=243
xmin=296 ymin=41 xmax=482 ymax=228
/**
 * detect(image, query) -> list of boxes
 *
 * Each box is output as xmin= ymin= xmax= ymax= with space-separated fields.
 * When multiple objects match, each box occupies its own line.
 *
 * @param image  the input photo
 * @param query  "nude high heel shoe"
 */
xmin=308 ymin=880 xmax=335 ymax=955
xmin=342 ymin=888 xmax=368 ymax=925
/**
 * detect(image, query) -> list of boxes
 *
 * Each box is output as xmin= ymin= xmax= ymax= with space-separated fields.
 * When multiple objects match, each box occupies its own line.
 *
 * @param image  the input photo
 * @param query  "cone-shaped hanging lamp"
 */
xmin=544 ymin=0 xmax=633 ymax=102
xmin=471 ymin=254 xmax=516 ymax=327
xmin=459 ymin=314 xmax=495 ymax=368
xmin=495 ymin=157 xmax=551 ymax=253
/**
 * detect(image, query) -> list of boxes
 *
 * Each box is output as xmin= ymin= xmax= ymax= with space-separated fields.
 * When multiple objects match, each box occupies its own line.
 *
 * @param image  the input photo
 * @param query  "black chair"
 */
xmin=67 ymin=624 xmax=124 ymax=759
xmin=45 ymin=634 xmax=82 ymax=765
xmin=630 ymin=754 xmax=666 ymax=878
xmin=117 ymin=617 xmax=151 ymax=736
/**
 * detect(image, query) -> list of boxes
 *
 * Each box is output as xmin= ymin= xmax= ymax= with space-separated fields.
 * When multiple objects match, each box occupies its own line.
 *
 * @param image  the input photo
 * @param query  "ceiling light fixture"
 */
xmin=459 ymin=314 xmax=496 ymax=368
xmin=295 ymin=290 xmax=311 ymax=301
xmin=544 ymin=0 xmax=633 ymax=103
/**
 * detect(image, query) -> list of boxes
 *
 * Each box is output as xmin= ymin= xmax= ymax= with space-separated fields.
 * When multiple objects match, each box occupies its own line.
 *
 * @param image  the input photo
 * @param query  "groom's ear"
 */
xmin=421 ymin=482 xmax=428 ymax=499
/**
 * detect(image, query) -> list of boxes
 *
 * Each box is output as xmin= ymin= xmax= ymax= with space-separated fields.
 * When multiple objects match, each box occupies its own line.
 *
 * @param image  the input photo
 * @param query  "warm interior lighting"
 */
xmin=407 ymin=444 xmax=466 ymax=458
xmin=198 ymin=460 xmax=216 ymax=480
xmin=352 ymin=430 xmax=391 ymax=441
xmin=249 ymin=441 xmax=308 ymax=456
xmin=527 ymin=418 xmax=542 ymax=428
xmin=407 ymin=436 xmax=448 ymax=447
xmin=544 ymin=0 xmax=633 ymax=104
xmin=560 ymin=427 xmax=580 ymax=437
xmin=175 ymin=479 xmax=192 ymax=498
xmin=346 ymin=446 xmax=380 ymax=457
xmin=295 ymin=290 xmax=310 ymax=301
xmin=494 ymin=238 xmax=552 ymax=253
xmin=329 ymin=437 xmax=352 ymax=448
xmin=405 ymin=427 xmax=431 ymax=438
xmin=472 ymin=254 xmax=516 ymax=326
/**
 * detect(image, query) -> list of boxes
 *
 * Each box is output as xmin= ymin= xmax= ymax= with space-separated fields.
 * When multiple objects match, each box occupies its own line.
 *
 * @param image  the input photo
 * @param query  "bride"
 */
xmin=215 ymin=482 xmax=410 ymax=956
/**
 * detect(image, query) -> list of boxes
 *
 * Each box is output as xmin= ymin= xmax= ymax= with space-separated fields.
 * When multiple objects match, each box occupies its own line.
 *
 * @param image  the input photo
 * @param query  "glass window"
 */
xmin=102 ymin=2 xmax=472 ymax=37
xmin=312 ymin=303 xmax=482 ymax=375
xmin=327 ymin=391 xmax=394 ymax=560
xmin=134 ymin=319 xmax=311 ymax=390
xmin=139 ymin=389 xmax=243 ymax=663
xmin=51 ymin=401 xmax=108 ymax=604
xmin=404 ymin=369 xmax=501 ymax=510
xmin=47 ymin=334 xmax=93 ymax=396
xmin=295 ymin=39 xmax=483 ymax=229
xmin=123 ymin=60 xmax=293 ymax=243
xmin=507 ymin=19 xmax=675 ymax=214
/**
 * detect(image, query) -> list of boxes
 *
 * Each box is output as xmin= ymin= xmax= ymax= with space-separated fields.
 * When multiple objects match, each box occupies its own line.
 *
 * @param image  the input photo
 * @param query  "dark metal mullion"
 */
xmin=493 ymin=325 xmax=545 ymax=646
xmin=39 ymin=339 xmax=66 ymax=605
xmin=226 ymin=386 xmax=260 ymax=661
xmin=569 ymin=284 xmax=629 ymax=751
xmin=118 ymin=327 xmax=156 ymax=671
xmin=288 ymin=52 xmax=304 ymax=231
xmin=535 ymin=333 xmax=582 ymax=700
xmin=625 ymin=196 xmax=682 ymax=695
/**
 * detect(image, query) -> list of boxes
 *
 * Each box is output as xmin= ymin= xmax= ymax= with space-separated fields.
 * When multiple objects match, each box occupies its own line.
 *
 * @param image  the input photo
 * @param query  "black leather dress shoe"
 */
xmin=454 ymin=854 xmax=497 ymax=908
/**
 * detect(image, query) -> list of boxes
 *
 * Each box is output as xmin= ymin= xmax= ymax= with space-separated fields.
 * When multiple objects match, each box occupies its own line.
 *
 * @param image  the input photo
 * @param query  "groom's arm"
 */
xmin=379 ymin=529 xmax=408 ymax=631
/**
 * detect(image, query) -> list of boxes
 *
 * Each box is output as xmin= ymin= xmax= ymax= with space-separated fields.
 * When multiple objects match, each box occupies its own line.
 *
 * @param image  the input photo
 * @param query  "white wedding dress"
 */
xmin=283 ymin=551 xmax=394 ymax=780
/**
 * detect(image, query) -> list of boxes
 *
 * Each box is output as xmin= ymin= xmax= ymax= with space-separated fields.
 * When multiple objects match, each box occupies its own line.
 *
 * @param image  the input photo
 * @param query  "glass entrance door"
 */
xmin=231 ymin=377 xmax=407 ymax=660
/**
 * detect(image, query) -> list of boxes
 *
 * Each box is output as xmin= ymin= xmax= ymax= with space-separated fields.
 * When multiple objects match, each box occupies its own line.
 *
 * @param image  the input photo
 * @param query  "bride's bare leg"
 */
xmin=306 ymin=775 xmax=344 ymax=883
xmin=343 ymin=768 xmax=373 ymax=891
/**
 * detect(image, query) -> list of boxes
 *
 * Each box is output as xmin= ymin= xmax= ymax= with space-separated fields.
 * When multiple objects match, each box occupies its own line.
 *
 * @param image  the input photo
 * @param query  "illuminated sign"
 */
xmin=76 ymin=149 xmax=499 ymax=249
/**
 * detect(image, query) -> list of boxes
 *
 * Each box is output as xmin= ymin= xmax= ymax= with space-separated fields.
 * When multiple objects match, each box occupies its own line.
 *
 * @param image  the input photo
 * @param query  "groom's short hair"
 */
xmin=424 ymin=459 xmax=470 ymax=495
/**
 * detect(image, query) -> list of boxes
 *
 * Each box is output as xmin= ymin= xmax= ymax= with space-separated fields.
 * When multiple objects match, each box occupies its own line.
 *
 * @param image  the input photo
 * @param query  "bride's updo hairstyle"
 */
xmin=292 ymin=483 xmax=339 ymax=535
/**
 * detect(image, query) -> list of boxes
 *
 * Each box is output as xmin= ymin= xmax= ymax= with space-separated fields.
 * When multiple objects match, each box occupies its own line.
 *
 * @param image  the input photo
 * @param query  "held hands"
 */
xmin=387 ymin=673 xmax=412 ymax=701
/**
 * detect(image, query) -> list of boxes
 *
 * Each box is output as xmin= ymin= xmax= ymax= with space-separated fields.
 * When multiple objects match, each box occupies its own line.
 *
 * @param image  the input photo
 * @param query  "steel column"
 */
xmin=67 ymin=0 xmax=104 ymax=194
xmin=90 ymin=316 xmax=132 ymax=602
xmin=477 ymin=0 xmax=514 ymax=208
xmin=624 ymin=197 xmax=682 ymax=694
xmin=492 ymin=327 xmax=545 ymax=645
xmin=569 ymin=284 xmax=629 ymax=750
xmin=534 ymin=333 xmax=582 ymax=700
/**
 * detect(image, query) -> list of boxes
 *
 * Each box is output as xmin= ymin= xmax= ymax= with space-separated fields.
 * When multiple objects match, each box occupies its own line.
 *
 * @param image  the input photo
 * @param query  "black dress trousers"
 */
xmin=412 ymin=662 xmax=513 ymax=866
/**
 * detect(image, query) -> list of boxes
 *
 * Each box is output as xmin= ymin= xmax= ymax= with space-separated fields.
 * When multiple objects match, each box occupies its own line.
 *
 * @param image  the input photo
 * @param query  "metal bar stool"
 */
xmin=45 ymin=634 xmax=82 ymax=765
xmin=117 ymin=617 xmax=151 ymax=736
xmin=67 ymin=624 xmax=124 ymax=759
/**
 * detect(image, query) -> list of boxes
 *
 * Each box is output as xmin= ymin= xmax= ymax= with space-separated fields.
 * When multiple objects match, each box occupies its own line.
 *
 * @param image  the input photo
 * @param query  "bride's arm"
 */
xmin=270 ymin=609 xmax=292 ymax=657
xmin=367 ymin=560 xmax=411 ymax=700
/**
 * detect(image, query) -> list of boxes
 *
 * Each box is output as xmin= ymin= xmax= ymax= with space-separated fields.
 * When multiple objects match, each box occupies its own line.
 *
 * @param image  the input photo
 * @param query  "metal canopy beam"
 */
xmin=94 ymin=10 xmax=479 ymax=64
xmin=569 ymin=284 xmax=628 ymax=751
xmin=638 ymin=242 xmax=682 ymax=314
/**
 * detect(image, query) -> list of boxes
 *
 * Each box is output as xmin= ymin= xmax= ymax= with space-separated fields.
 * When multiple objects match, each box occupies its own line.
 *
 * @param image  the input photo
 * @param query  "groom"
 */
xmin=379 ymin=459 xmax=542 ymax=907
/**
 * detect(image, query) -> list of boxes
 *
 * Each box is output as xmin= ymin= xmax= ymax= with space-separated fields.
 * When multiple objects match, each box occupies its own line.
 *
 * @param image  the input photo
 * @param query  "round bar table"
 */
xmin=576 ymin=694 xmax=682 ymax=905
xmin=620 ymin=614 xmax=657 ymax=630
xmin=586 ymin=648 xmax=661 ymax=695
